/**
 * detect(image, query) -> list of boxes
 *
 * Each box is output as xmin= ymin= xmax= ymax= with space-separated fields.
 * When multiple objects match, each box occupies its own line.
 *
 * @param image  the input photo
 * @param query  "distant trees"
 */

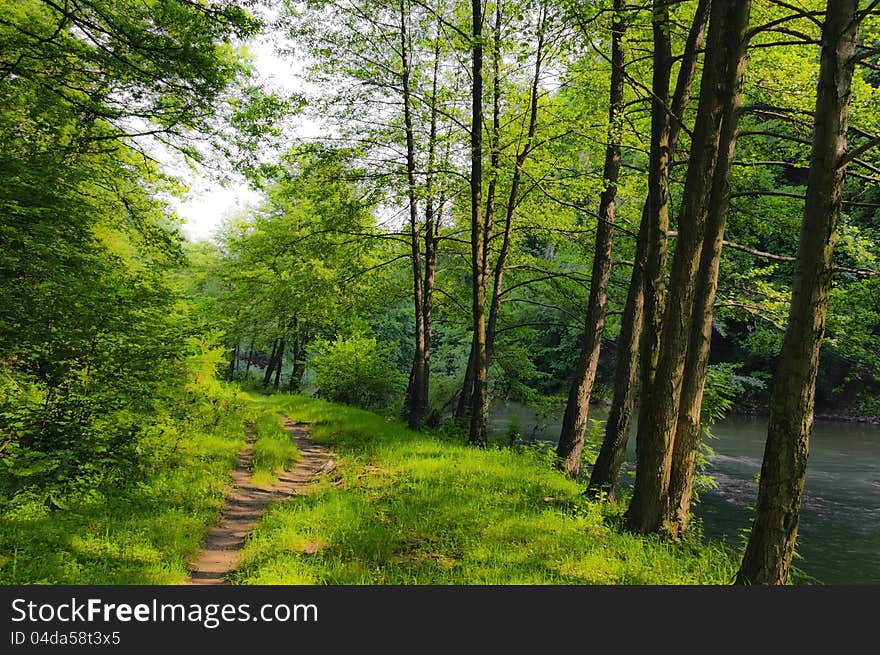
xmin=215 ymin=146 xmax=381 ymax=391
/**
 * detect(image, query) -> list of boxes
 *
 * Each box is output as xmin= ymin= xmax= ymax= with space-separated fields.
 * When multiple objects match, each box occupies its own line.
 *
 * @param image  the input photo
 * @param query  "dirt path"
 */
xmin=187 ymin=416 xmax=334 ymax=585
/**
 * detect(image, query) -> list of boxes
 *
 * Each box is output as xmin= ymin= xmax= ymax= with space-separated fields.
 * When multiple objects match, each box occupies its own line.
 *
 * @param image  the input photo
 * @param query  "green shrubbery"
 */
xmin=308 ymin=334 xmax=405 ymax=410
xmin=0 ymin=350 xmax=253 ymax=584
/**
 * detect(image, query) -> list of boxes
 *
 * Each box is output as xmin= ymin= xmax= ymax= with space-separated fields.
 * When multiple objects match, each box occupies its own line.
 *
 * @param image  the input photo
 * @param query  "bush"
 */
xmin=308 ymin=335 xmax=404 ymax=410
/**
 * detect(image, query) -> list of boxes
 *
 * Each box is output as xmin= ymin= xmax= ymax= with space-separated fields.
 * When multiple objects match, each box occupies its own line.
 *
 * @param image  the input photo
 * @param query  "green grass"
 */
xmin=0 ymin=404 xmax=251 ymax=585
xmin=234 ymin=394 xmax=740 ymax=585
xmin=0 ymin=390 xmax=741 ymax=585
xmin=250 ymin=407 xmax=300 ymax=487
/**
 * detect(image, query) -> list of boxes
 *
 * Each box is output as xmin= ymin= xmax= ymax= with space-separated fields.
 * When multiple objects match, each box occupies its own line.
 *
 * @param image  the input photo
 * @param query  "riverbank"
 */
xmin=234 ymin=394 xmax=739 ymax=584
xmin=813 ymin=413 xmax=880 ymax=425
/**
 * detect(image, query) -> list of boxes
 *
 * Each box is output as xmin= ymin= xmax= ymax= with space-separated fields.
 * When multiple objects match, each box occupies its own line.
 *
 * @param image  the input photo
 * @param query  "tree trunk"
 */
xmin=555 ymin=0 xmax=627 ymax=479
xmin=227 ymin=342 xmax=239 ymax=381
xmin=626 ymin=0 xmax=752 ymax=534
xmin=587 ymin=214 xmax=646 ymax=498
xmin=667 ymin=35 xmax=748 ymax=535
xmin=399 ymin=0 xmax=428 ymax=430
xmin=457 ymin=6 xmax=501 ymax=427
xmin=468 ymin=0 xmax=488 ymax=447
xmin=244 ymin=337 xmax=255 ymax=377
xmin=419 ymin=17 xmax=443 ymax=427
xmin=273 ymin=337 xmax=285 ymax=388
xmin=263 ymin=338 xmax=279 ymax=387
xmin=486 ymin=5 xmax=546 ymax=362
xmin=587 ymin=0 xmax=710 ymax=499
xmin=422 ymin=202 xmax=438 ymax=417
xmin=736 ymin=0 xmax=860 ymax=585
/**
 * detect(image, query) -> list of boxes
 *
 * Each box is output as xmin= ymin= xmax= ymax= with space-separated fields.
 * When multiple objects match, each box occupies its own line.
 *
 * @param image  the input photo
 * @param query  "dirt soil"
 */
xmin=187 ymin=416 xmax=334 ymax=585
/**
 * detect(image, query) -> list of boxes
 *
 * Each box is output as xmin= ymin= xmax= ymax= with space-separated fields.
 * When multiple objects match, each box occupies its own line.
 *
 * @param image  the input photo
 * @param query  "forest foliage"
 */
xmin=1 ymin=0 xmax=879 ymax=585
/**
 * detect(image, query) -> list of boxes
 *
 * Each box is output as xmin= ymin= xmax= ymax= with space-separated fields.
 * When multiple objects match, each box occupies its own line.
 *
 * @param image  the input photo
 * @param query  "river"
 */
xmin=487 ymin=400 xmax=880 ymax=584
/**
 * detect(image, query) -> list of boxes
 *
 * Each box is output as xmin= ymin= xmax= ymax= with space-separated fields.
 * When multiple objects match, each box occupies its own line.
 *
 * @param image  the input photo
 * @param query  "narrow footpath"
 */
xmin=187 ymin=416 xmax=334 ymax=585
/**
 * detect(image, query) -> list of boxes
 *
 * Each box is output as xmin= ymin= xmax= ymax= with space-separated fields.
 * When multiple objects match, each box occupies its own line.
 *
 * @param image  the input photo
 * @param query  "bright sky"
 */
xmin=170 ymin=30 xmax=309 ymax=242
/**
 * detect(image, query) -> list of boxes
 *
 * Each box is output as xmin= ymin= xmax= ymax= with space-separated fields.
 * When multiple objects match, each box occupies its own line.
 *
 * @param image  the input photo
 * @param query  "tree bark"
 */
xmin=263 ymin=338 xmax=279 ymax=387
xmin=457 ymin=5 xmax=501 ymax=426
xmin=587 ymin=0 xmax=710 ymax=499
xmin=468 ymin=0 xmax=488 ymax=447
xmin=556 ymin=0 xmax=627 ymax=478
xmin=626 ymin=0 xmax=752 ymax=534
xmin=273 ymin=337 xmax=285 ymax=388
xmin=399 ymin=0 xmax=428 ymax=430
xmin=668 ymin=27 xmax=749 ymax=534
xmin=737 ymin=0 xmax=860 ymax=585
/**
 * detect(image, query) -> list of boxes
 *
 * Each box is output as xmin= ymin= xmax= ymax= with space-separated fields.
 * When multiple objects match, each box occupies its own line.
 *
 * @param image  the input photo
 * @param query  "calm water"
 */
xmin=488 ymin=400 xmax=880 ymax=584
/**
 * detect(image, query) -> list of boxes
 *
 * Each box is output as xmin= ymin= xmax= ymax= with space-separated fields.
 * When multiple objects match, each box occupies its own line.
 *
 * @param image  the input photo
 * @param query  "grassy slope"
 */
xmin=0 ymin=392 xmax=301 ymax=585
xmin=235 ymin=395 xmax=739 ymax=585
xmin=0 ymin=402 xmax=251 ymax=585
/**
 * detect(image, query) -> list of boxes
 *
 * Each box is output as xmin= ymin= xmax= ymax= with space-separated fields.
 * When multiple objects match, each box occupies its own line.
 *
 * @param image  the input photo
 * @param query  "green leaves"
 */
xmin=309 ymin=334 xmax=406 ymax=409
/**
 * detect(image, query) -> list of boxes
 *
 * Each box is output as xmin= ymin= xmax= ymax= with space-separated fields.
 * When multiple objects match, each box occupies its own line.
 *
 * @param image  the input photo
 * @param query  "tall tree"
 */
xmin=417 ymin=18 xmax=445 ymax=428
xmin=400 ymin=0 xmax=429 ymax=429
xmin=587 ymin=0 xmax=711 ymax=498
xmin=556 ymin=0 xmax=627 ymax=478
xmin=737 ymin=0 xmax=865 ymax=585
xmin=455 ymin=2 xmax=550 ymax=421
xmin=468 ymin=0 xmax=489 ymax=446
xmin=626 ymin=0 xmax=752 ymax=534
xmin=667 ymin=19 xmax=750 ymax=533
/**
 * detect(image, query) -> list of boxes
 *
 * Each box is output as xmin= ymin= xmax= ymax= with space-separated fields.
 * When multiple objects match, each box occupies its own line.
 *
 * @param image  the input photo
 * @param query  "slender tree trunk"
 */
xmin=486 ymin=5 xmax=546 ymax=361
xmin=227 ymin=342 xmax=239 ymax=381
xmin=421 ymin=19 xmax=443 ymax=426
xmin=667 ymin=38 xmax=749 ymax=534
xmin=458 ymin=6 xmax=501 ymax=425
xmin=399 ymin=0 xmax=427 ymax=430
xmin=468 ymin=0 xmax=488 ymax=447
xmin=626 ymin=0 xmax=751 ymax=534
xmin=556 ymin=0 xmax=626 ymax=478
xmin=587 ymin=214 xmax=647 ymax=497
xmin=588 ymin=0 xmax=710 ymax=499
xmin=423 ymin=206 xmax=438 ymax=416
xmin=244 ymin=336 xmax=255 ymax=377
xmin=273 ymin=337 xmax=285 ymax=388
xmin=263 ymin=338 xmax=279 ymax=387
xmin=737 ymin=0 xmax=860 ymax=585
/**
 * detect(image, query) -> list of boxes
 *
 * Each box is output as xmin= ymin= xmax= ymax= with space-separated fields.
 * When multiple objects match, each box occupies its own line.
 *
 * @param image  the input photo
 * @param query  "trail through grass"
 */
xmin=235 ymin=394 xmax=739 ymax=585
xmin=0 ymin=390 xmax=271 ymax=584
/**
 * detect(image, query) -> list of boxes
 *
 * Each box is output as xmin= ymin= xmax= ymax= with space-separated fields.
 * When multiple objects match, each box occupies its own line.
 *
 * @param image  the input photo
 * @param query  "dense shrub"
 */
xmin=308 ymin=335 xmax=404 ymax=410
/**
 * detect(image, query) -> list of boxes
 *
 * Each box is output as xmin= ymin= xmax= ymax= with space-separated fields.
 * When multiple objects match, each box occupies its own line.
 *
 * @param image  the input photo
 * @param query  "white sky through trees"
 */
xmin=171 ymin=28 xmax=306 ymax=242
